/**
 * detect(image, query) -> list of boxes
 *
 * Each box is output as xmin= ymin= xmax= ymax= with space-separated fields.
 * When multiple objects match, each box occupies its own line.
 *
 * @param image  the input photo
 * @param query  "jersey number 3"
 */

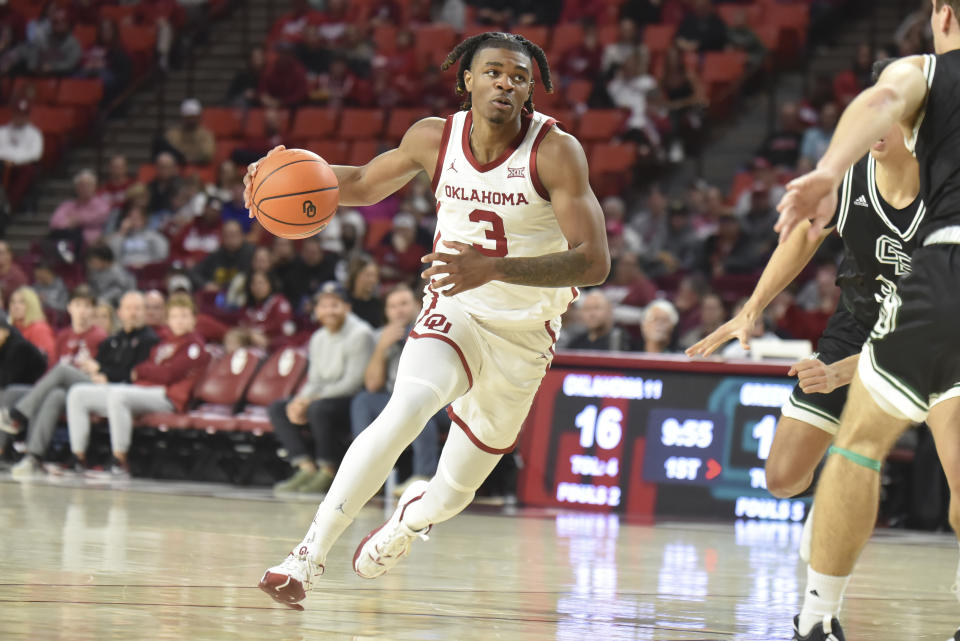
xmin=469 ymin=209 xmax=508 ymax=257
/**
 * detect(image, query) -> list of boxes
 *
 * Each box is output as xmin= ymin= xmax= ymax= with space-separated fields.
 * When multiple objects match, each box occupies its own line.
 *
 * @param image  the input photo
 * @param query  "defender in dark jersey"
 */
xmin=687 ymin=126 xmax=923 ymax=503
xmin=775 ymin=3 xmax=960 ymax=639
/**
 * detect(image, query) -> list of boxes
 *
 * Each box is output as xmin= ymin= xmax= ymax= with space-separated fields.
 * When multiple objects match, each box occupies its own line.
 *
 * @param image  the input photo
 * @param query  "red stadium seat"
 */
xmin=373 ymin=24 xmax=398 ymax=55
xmin=717 ymin=4 xmax=763 ymax=28
xmin=547 ymin=109 xmax=576 ymax=132
xmin=515 ymin=26 xmax=550 ymax=50
xmin=308 ymin=140 xmax=350 ymax=165
xmin=365 ymin=218 xmax=393 ymax=251
xmin=289 ymin=107 xmax=338 ymax=142
xmin=565 ymin=79 xmax=593 ymax=106
xmin=100 ymin=4 xmax=137 ymax=23
xmin=702 ymin=51 xmax=746 ymax=89
xmin=348 ymin=140 xmax=379 ymax=166
xmin=13 ymin=77 xmax=59 ymax=104
xmin=30 ymin=105 xmax=76 ymax=135
xmin=243 ymin=108 xmax=290 ymax=139
xmin=575 ymin=109 xmax=628 ymax=142
xmin=137 ymin=164 xmax=158 ymax=184
xmin=56 ymin=78 xmax=103 ymax=108
xmin=74 ymin=25 xmax=97 ymax=49
xmin=202 ymin=107 xmax=243 ymax=138
xmin=138 ymin=347 xmax=219 ymax=430
xmin=385 ymin=108 xmax=430 ymax=142
xmin=533 ymin=84 xmax=563 ymax=111
xmin=187 ymin=348 xmax=265 ymax=432
xmin=214 ymin=139 xmax=238 ymax=167
xmin=551 ymin=23 xmax=584 ymax=57
xmin=414 ymin=24 xmax=456 ymax=68
xmin=233 ymin=348 xmax=308 ymax=434
xmin=589 ymin=141 xmax=637 ymax=196
xmin=339 ymin=109 xmax=385 ymax=140
xmin=119 ymin=24 xmax=157 ymax=53
xmin=598 ymin=24 xmax=619 ymax=47
xmin=643 ymin=24 xmax=676 ymax=57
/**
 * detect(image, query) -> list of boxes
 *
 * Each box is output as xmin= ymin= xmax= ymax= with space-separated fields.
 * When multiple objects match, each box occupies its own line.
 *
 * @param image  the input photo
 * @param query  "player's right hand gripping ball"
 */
xmin=249 ymin=148 xmax=339 ymax=239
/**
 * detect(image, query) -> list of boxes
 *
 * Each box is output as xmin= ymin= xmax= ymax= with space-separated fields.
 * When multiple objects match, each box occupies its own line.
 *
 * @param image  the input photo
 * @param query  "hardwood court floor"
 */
xmin=0 ymin=478 xmax=956 ymax=641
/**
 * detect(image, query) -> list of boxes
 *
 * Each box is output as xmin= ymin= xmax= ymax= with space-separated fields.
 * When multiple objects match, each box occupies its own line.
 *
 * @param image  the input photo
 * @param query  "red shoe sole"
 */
xmin=258 ymin=571 xmax=306 ymax=611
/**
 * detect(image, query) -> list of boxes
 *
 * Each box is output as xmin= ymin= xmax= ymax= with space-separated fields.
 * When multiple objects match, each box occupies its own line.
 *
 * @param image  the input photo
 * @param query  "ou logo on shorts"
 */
xmin=423 ymin=313 xmax=452 ymax=334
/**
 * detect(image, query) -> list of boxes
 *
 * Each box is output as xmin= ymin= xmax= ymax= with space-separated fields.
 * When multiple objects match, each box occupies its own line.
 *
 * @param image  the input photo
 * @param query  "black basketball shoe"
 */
xmin=793 ymin=615 xmax=846 ymax=641
xmin=948 ymin=628 xmax=960 ymax=641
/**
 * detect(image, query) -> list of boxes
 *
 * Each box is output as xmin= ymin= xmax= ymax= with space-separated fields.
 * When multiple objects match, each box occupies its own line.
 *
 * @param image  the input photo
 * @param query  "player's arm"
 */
xmin=242 ymin=118 xmax=445 ymax=210
xmin=686 ymin=219 xmax=832 ymax=357
xmin=776 ymin=57 xmax=929 ymax=242
xmin=332 ymin=118 xmax=446 ymax=206
xmin=422 ymin=129 xmax=610 ymax=294
xmin=790 ymin=353 xmax=859 ymax=394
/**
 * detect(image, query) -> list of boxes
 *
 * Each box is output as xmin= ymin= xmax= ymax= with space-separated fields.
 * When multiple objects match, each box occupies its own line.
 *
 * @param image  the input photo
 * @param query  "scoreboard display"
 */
xmin=517 ymin=352 xmax=809 ymax=522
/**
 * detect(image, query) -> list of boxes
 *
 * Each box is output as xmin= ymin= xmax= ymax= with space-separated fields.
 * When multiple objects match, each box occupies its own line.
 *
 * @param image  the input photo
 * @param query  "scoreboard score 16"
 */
xmin=517 ymin=354 xmax=809 ymax=522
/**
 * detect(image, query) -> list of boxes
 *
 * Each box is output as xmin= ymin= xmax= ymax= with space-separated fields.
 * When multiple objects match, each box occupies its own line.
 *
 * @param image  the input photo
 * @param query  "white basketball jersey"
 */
xmin=431 ymin=109 xmax=578 ymax=326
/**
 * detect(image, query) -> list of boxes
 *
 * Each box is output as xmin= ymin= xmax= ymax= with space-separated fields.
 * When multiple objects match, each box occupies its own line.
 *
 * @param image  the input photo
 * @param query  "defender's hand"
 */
xmin=686 ymin=312 xmax=756 ymax=358
xmin=775 ymin=168 xmax=840 ymax=244
xmin=789 ymin=358 xmax=841 ymax=394
xmin=421 ymin=240 xmax=498 ymax=297
xmin=244 ymin=145 xmax=286 ymax=214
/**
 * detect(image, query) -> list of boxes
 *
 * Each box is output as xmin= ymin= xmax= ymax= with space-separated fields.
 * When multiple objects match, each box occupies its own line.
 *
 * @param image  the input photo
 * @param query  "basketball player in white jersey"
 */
xmin=244 ymin=32 xmax=609 ymax=610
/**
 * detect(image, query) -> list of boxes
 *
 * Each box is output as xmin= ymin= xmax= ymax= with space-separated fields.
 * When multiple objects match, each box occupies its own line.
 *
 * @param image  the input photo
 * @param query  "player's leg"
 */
xmin=765 ymin=416 xmax=834 ymax=499
xmin=925 ymin=397 xmax=960 ymax=603
xmin=796 ymin=372 xmax=910 ymax=638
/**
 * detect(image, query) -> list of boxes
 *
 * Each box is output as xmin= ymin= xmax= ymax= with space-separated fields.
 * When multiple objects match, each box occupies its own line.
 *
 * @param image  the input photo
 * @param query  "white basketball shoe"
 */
xmin=353 ymin=479 xmax=431 ymax=579
xmin=258 ymin=550 xmax=323 ymax=610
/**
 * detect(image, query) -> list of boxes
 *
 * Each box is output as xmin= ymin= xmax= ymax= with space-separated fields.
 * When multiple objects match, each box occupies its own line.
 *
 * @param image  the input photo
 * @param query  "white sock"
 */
xmin=798 ymin=566 xmax=850 ymax=636
xmin=293 ymin=503 xmax=353 ymax=565
xmin=954 ymin=541 xmax=960 ymax=598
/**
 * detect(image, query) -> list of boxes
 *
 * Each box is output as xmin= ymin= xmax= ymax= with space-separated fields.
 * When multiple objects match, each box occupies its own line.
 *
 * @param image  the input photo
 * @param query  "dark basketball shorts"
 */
xmin=781 ymin=306 xmax=870 ymax=434
xmin=858 ymin=241 xmax=960 ymax=423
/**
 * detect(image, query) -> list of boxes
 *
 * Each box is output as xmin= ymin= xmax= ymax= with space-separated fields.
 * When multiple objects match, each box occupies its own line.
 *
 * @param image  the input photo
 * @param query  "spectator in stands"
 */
xmin=79 ymin=18 xmax=132 ymax=104
xmin=66 ymin=293 xmax=208 ymax=480
xmin=309 ymin=55 xmax=358 ymax=107
xmin=799 ymin=102 xmax=839 ymax=171
xmin=833 ymin=43 xmax=875 ymax=107
xmin=620 ymin=0 xmax=685 ymax=26
xmin=672 ymin=273 xmax=708 ymax=336
xmin=22 ymin=8 xmax=82 ymax=76
xmin=107 ymin=205 xmax=170 ymax=269
xmin=603 ymin=252 xmax=658 ymax=310
xmin=296 ymin=237 xmax=340 ymax=313
xmin=659 ymin=45 xmax=708 ymax=159
xmin=86 ymin=243 xmax=135 ymax=306
xmin=24 ymin=1 xmax=55 ymax=45
xmin=733 ymin=157 xmax=785 ymax=217
xmin=147 ymin=152 xmax=184 ymax=216
xmin=602 ymin=196 xmax=644 ymax=257
xmin=678 ymin=291 xmax=726 ymax=350
xmin=48 ymin=285 xmax=107 ymax=369
xmin=260 ymin=50 xmax=309 ymax=108
xmin=50 ymin=169 xmax=112 ymax=248
xmin=347 ymin=255 xmax=385 ymax=328
xmin=725 ymin=7 xmax=766 ymax=75
xmin=0 ymin=98 xmax=43 ymax=209
xmin=0 ymin=240 xmax=27 ymax=306
xmin=0 ymin=2 xmax=25 ymax=57
xmin=568 ymin=291 xmax=634 ymax=352
xmin=0 ymin=316 xmax=48 ymax=458
xmin=758 ymin=102 xmax=805 ymax=169
xmin=652 ymin=201 xmax=701 ymax=275
xmin=4 ymin=291 xmax=158 ymax=476
xmin=93 ymin=298 xmax=116 ymax=335
xmin=420 ymin=66 xmax=459 ymax=113
xmin=227 ymin=46 xmax=267 ymax=107
xmin=372 ymin=212 xmax=427 ymax=287
xmin=676 ymin=0 xmax=727 ymax=53
xmin=700 ymin=210 xmax=759 ymax=277
xmin=144 ymin=289 xmax=168 ymax=339
xmin=99 ymin=154 xmax=133 ymax=213
xmin=350 ymin=284 xmax=440 ymax=496
xmin=894 ymin=2 xmax=932 ymax=56
xmin=640 ymin=299 xmax=679 ymax=354
xmin=720 ymin=297 xmax=781 ymax=360
xmin=608 ymin=51 xmax=659 ymax=148
xmin=739 ymin=184 xmax=778 ymax=260
xmin=558 ymin=22 xmax=603 ymax=84
xmin=560 ymin=0 xmax=610 ymax=24
xmin=8 ymin=286 xmax=55 ymax=362
xmin=795 ymin=258 xmax=840 ymax=313
xmin=602 ymin=18 xmax=646 ymax=75
xmin=221 ymin=182 xmax=252 ymax=232
xmin=32 ymin=262 xmax=67 ymax=312
xmin=632 ymin=185 xmax=668 ymax=250
xmin=223 ymin=270 xmax=294 ymax=350
xmin=170 ymin=194 xmax=222 ymax=268
xmin=158 ymin=99 xmax=215 ymax=166
xmin=270 ymin=281 xmax=375 ymax=494
xmin=193 ymin=220 xmax=253 ymax=292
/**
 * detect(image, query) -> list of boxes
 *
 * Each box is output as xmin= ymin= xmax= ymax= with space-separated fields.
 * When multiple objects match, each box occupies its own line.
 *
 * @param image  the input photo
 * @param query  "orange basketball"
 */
xmin=250 ymin=148 xmax=339 ymax=239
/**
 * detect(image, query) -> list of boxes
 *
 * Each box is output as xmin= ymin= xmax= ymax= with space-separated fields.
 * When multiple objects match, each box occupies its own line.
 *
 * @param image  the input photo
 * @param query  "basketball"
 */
xmin=250 ymin=148 xmax=339 ymax=239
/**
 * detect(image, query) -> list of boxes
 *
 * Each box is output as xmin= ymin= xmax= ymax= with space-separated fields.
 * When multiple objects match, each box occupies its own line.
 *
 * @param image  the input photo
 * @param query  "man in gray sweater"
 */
xmin=270 ymin=281 xmax=374 ymax=494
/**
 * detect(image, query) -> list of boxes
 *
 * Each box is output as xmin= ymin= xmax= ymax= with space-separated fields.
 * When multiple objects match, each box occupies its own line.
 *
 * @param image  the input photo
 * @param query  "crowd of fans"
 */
xmin=0 ymin=0 xmax=930 ymax=485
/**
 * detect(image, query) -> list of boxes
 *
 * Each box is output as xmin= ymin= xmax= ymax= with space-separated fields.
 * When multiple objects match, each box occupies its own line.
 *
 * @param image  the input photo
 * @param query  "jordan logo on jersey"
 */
xmin=423 ymin=313 xmax=452 ymax=334
xmin=447 ymin=159 xmax=457 ymax=173
xmin=875 ymin=235 xmax=911 ymax=276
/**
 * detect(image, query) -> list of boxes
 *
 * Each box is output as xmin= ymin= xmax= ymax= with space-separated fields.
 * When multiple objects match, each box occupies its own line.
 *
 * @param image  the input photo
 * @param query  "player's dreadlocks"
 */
xmin=441 ymin=32 xmax=553 ymax=112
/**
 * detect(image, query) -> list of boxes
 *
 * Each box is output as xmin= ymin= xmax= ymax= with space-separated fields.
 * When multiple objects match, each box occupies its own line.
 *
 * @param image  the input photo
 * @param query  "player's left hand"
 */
xmin=775 ymin=168 xmax=840 ymax=244
xmin=421 ymin=240 xmax=498 ymax=297
xmin=789 ymin=358 xmax=841 ymax=394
